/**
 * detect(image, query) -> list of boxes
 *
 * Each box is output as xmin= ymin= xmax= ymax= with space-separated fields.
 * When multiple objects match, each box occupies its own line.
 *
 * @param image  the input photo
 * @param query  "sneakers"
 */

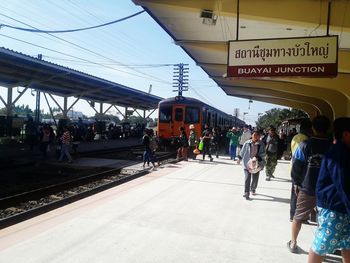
xmin=266 ymin=177 xmax=271 ymax=181
xmin=287 ymin=240 xmax=298 ymax=253
xmin=251 ymin=191 xmax=256 ymax=196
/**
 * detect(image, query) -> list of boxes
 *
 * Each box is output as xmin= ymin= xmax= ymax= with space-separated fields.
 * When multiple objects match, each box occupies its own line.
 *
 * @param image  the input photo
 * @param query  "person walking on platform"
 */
xmin=58 ymin=126 xmax=73 ymax=163
xmin=308 ymin=117 xmax=350 ymax=263
xmin=226 ymin=127 xmax=241 ymax=162
xmin=287 ymin=115 xmax=332 ymax=254
xmin=149 ymin=129 xmax=159 ymax=167
xmin=237 ymin=129 xmax=266 ymax=200
xmin=201 ymin=124 xmax=213 ymax=161
xmin=265 ymin=127 xmax=279 ymax=181
xmin=211 ymin=127 xmax=220 ymax=158
xmin=142 ymin=128 xmax=156 ymax=168
xmin=177 ymin=126 xmax=189 ymax=161
xmin=289 ymin=118 xmax=312 ymax=221
xmin=238 ymin=125 xmax=251 ymax=154
xmin=188 ymin=124 xmax=198 ymax=160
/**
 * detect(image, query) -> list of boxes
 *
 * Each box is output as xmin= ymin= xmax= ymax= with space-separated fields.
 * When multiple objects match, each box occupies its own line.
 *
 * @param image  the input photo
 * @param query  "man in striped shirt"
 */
xmin=58 ymin=127 xmax=73 ymax=163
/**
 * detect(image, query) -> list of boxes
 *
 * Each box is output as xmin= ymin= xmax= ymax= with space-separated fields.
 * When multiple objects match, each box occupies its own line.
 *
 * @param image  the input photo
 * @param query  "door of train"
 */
xmin=172 ymin=105 xmax=185 ymax=137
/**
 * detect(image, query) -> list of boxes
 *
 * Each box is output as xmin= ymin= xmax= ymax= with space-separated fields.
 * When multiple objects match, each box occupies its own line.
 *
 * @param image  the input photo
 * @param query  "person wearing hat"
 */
xmin=188 ymin=124 xmax=198 ymax=160
xmin=226 ymin=127 xmax=242 ymax=162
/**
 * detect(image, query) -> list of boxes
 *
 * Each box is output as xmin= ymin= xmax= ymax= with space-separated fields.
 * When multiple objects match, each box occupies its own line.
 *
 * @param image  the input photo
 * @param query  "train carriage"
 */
xmin=157 ymin=96 xmax=245 ymax=145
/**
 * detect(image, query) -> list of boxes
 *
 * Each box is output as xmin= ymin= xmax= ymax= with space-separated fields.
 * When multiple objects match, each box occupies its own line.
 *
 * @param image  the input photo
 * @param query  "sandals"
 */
xmin=287 ymin=240 xmax=298 ymax=253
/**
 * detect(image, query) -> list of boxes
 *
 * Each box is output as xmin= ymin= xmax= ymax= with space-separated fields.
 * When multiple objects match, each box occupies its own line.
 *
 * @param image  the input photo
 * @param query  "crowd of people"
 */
xmin=141 ymin=117 xmax=349 ymax=261
xmin=24 ymin=117 xmax=147 ymax=163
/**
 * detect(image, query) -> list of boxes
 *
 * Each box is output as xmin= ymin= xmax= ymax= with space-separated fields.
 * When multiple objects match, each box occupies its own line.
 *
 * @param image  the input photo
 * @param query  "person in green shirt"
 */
xmin=226 ymin=127 xmax=242 ymax=162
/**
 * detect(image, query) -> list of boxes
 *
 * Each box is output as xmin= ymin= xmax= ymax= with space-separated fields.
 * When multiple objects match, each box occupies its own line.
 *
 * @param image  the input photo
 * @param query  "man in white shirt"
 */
xmin=239 ymin=125 xmax=252 ymax=154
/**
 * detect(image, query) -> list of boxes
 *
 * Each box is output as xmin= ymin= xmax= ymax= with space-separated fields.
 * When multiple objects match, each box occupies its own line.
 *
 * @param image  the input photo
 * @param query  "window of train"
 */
xmin=185 ymin=107 xmax=200 ymax=123
xmin=175 ymin=108 xmax=183 ymax=121
xmin=159 ymin=106 xmax=172 ymax=122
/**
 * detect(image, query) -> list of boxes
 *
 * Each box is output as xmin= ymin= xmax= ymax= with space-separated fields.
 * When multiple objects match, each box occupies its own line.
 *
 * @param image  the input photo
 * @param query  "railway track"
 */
xmin=0 ymin=148 xmax=176 ymax=229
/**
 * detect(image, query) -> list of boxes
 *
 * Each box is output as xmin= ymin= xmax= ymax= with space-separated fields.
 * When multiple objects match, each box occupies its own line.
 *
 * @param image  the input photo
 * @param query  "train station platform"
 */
xmin=0 ymin=137 xmax=143 ymax=162
xmin=0 ymin=158 xmax=336 ymax=263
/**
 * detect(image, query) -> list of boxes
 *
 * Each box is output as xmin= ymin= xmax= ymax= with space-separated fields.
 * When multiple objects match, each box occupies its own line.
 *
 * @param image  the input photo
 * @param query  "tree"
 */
xmin=256 ymin=108 xmax=308 ymax=130
xmin=0 ymin=104 xmax=33 ymax=116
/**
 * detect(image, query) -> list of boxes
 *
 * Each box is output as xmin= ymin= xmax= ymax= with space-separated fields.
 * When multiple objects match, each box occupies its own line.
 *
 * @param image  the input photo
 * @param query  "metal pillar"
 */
xmin=6 ymin=87 xmax=13 ymax=116
xmin=99 ymin=102 xmax=103 ymax=119
xmin=124 ymin=107 xmax=128 ymax=121
xmin=63 ymin=97 xmax=68 ymax=119
xmin=143 ymin=110 xmax=147 ymax=126
xmin=35 ymin=91 xmax=41 ymax=123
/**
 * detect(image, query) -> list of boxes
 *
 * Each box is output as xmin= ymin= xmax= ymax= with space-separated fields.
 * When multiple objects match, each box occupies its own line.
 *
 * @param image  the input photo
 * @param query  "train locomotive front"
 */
xmin=157 ymin=96 xmax=244 ymax=146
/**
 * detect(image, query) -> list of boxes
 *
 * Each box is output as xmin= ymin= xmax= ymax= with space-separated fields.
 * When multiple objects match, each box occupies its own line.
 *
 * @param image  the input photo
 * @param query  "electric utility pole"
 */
xmin=172 ymin=63 xmax=189 ymax=96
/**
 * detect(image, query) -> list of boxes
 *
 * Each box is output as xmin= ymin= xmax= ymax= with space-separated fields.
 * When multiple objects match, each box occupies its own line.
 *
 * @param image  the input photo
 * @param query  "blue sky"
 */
xmin=0 ymin=0 xmax=281 ymax=125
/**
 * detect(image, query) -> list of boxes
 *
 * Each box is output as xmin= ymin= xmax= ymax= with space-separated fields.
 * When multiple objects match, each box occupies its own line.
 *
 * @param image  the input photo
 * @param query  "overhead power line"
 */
xmin=0 ymin=10 xmax=145 ymax=33
xmin=0 ymin=12 xmax=171 ymax=85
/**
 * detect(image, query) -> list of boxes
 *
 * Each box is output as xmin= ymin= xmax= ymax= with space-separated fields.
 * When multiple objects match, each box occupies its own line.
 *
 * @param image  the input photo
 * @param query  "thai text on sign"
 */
xmin=227 ymin=36 xmax=338 ymax=78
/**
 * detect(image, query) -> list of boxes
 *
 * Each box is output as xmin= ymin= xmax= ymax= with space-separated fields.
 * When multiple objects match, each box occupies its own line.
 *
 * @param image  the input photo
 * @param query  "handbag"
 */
xmin=193 ymin=147 xmax=200 ymax=155
xmin=247 ymin=157 xmax=263 ymax=173
xmin=198 ymin=140 xmax=204 ymax=151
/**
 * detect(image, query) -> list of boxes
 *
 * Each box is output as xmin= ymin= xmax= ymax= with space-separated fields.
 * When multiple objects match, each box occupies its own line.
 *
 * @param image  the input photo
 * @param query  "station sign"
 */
xmin=227 ymin=36 xmax=338 ymax=78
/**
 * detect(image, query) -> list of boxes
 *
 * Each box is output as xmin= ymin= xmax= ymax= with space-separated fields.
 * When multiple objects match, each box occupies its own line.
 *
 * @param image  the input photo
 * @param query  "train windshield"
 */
xmin=185 ymin=107 xmax=200 ymax=123
xmin=159 ymin=106 xmax=172 ymax=122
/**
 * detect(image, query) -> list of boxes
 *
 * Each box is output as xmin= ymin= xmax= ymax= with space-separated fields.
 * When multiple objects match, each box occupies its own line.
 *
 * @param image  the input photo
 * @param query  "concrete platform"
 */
xmin=0 ymin=137 xmax=143 ymax=161
xmin=0 ymin=158 xmax=335 ymax=263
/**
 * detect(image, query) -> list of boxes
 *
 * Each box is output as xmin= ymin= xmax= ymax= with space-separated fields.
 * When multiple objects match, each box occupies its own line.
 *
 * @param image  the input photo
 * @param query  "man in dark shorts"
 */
xmin=287 ymin=116 xmax=332 ymax=253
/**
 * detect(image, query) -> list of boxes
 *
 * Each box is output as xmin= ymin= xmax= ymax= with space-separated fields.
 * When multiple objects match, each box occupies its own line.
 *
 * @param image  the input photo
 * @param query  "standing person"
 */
xmin=58 ymin=126 xmax=73 ymax=163
xmin=226 ymin=127 xmax=241 ymax=162
xmin=177 ymin=126 xmax=189 ymax=161
xmin=238 ymin=129 xmax=266 ymax=200
xmin=265 ymin=127 xmax=279 ymax=181
xmin=39 ymin=124 xmax=53 ymax=160
xmin=25 ymin=115 xmax=38 ymax=151
xmin=287 ymin=115 xmax=332 ymax=253
xmin=289 ymin=118 xmax=312 ymax=221
xmin=188 ymin=124 xmax=198 ymax=160
xmin=71 ymin=124 xmax=82 ymax=157
xmin=211 ymin=127 xmax=220 ymax=158
xmin=142 ymin=129 xmax=155 ymax=168
xmin=239 ymin=125 xmax=252 ymax=154
xmin=277 ymin=131 xmax=287 ymax=160
xmin=308 ymin=117 xmax=350 ymax=263
xmin=149 ymin=129 xmax=159 ymax=167
xmin=201 ymin=124 xmax=213 ymax=161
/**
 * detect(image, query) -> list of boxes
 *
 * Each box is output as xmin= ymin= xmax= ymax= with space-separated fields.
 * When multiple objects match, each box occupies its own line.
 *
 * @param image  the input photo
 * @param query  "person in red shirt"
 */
xmin=58 ymin=127 xmax=73 ymax=163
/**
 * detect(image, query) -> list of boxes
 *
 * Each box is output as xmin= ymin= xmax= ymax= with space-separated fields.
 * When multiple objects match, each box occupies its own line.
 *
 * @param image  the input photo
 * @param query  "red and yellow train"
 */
xmin=157 ymin=96 xmax=245 ymax=143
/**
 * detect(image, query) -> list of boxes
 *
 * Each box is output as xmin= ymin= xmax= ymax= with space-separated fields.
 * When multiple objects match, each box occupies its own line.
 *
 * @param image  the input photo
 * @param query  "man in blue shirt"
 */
xmin=308 ymin=117 xmax=350 ymax=263
xmin=287 ymin=116 xmax=332 ymax=253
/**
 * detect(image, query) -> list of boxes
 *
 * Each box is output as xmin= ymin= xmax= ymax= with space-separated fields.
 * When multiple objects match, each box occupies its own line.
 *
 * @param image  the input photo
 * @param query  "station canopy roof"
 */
xmin=133 ymin=0 xmax=350 ymax=119
xmin=0 ymin=47 xmax=162 ymax=110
